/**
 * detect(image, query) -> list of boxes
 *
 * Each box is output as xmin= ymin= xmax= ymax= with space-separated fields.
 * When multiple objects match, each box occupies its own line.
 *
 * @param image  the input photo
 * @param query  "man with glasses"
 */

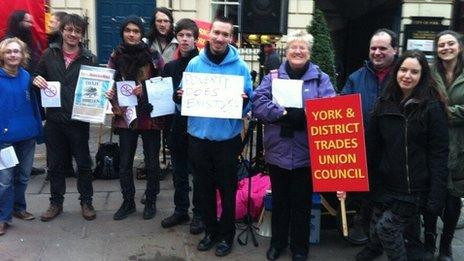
xmin=33 ymin=14 xmax=97 ymax=222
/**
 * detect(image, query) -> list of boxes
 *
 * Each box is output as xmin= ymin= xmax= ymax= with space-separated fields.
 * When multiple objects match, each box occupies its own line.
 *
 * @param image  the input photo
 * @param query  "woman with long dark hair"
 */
xmin=422 ymin=30 xmax=464 ymax=261
xmin=356 ymin=50 xmax=449 ymax=261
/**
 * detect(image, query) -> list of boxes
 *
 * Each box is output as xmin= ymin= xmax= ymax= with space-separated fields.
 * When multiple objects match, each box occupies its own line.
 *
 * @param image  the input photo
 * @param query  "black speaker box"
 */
xmin=240 ymin=0 xmax=289 ymax=35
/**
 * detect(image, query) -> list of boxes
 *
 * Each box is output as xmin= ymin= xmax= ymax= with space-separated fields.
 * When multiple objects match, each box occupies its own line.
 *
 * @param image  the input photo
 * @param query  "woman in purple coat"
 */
xmin=252 ymin=30 xmax=336 ymax=261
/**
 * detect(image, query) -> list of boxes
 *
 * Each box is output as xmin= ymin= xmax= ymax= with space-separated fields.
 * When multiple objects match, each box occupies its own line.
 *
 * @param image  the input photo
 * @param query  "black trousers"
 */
xmin=268 ymin=164 xmax=312 ymax=256
xmin=423 ymin=192 xmax=462 ymax=237
xmin=45 ymin=121 xmax=93 ymax=205
xmin=118 ymin=128 xmax=160 ymax=202
xmin=189 ymin=135 xmax=241 ymax=242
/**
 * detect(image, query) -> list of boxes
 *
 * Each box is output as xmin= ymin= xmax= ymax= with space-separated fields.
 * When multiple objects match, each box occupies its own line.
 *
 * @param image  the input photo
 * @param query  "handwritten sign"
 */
xmin=116 ymin=81 xmax=138 ymax=107
xmin=306 ymin=94 xmax=369 ymax=192
xmin=181 ymin=72 xmax=244 ymax=119
xmin=41 ymin=81 xmax=61 ymax=107
xmin=72 ymin=65 xmax=115 ymax=123
xmin=146 ymin=77 xmax=176 ymax=117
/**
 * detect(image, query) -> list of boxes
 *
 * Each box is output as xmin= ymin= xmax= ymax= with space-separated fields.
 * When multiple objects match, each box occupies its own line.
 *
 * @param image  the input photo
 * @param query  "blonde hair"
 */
xmin=0 ymin=37 xmax=30 ymax=68
xmin=285 ymin=30 xmax=314 ymax=50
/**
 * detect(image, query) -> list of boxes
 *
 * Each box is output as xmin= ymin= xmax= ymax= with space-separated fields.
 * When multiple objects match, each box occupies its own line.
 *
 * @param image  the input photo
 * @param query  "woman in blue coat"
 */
xmin=252 ymin=30 xmax=336 ymax=261
xmin=0 ymin=37 xmax=43 ymax=235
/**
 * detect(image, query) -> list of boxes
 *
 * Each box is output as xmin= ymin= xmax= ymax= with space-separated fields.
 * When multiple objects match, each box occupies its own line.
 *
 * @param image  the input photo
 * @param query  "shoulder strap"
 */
xmin=270 ymin=69 xmax=279 ymax=80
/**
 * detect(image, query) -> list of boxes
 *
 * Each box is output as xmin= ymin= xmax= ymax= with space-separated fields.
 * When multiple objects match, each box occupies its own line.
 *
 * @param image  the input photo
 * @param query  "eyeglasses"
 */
xmin=177 ymin=32 xmax=194 ymax=39
xmin=4 ymin=49 xmax=21 ymax=54
xmin=63 ymin=27 xmax=83 ymax=34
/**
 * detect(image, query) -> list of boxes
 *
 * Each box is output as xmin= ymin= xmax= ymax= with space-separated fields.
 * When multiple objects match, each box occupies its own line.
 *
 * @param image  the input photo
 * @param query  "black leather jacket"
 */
xmin=367 ymin=98 xmax=449 ymax=213
xmin=35 ymin=42 xmax=97 ymax=124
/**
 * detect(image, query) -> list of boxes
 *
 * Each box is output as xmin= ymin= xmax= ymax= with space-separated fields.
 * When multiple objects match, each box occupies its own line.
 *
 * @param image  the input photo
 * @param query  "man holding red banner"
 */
xmin=252 ymin=30 xmax=335 ymax=261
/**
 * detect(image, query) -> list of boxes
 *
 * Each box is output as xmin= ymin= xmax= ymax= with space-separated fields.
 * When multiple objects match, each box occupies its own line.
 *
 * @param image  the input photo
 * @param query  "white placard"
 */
xmin=407 ymin=39 xmax=434 ymax=52
xmin=116 ymin=81 xmax=138 ymax=107
xmin=181 ymin=72 xmax=244 ymax=119
xmin=146 ymin=77 xmax=176 ymax=117
xmin=124 ymin=106 xmax=137 ymax=126
xmin=272 ymin=79 xmax=303 ymax=108
xmin=41 ymin=81 xmax=61 ymax=107
xmin=0 ymin=146 xmax=19 ymax=170
xmin=71 ymin=65 xmax=115 ymax=123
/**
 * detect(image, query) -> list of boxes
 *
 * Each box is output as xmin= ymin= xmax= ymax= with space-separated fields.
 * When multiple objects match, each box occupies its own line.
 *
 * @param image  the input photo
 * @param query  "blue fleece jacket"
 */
xmin=184 ymin=45 xmax=253 ymax=141
xmin=0 ymin=67 xmax=43 ymax=144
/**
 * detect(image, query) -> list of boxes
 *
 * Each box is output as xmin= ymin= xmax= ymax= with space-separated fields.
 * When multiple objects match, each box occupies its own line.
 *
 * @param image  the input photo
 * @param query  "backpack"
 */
xmin=93 ymin=126 xmax=120 ymax=180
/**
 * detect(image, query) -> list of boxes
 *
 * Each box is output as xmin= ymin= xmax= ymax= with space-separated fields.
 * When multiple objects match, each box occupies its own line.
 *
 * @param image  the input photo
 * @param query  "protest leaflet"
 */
xmin=41 ymin=81 xmax=61 ymax=107
xmin=272 ymin=79 xmax=303 ymax=108
xmin=71 ymin=65 xmax=115 ymax=123
xmin=146 ymin=77 xmax=176 ymax=117
xmin=0 ymin=146 xmax=19 ymax=170
xmin=116 ymin=81 xmax=138 ymax=107
xmin=306 ymin=94 xmax=369 ymax=192
xmin=181 ymin=72 xmax=244 ymax=119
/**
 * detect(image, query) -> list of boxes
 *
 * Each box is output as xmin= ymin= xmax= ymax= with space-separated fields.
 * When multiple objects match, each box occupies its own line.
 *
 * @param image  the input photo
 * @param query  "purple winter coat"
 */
xmin=252 ymin=62 xmax=336 ymax=170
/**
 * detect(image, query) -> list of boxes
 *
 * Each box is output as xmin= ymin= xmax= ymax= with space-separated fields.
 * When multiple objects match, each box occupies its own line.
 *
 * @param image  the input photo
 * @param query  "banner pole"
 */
xmin=340 ymin=198 xmax=348 ymax=237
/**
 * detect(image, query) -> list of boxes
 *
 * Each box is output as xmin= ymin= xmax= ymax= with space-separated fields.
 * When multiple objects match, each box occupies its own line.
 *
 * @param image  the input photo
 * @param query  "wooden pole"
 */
xmin=340 ymin=198 xmax=348 ymax=237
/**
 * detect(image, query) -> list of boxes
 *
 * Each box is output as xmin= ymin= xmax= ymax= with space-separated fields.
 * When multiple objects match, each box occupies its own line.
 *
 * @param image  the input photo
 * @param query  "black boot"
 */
xmin=438 ymin=233 xmax=453 ymax=261
xmin=143 ymin=200 xmax=156 ymax=220
xmin=423 ymin=232 xmax=436 ymax=261
xmin=113 ymin=200 xmax=136 ymax=220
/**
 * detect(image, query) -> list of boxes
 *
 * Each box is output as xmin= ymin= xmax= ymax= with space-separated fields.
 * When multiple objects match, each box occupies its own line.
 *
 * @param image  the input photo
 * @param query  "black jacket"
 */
xmin=35 ymin=42 xmax=97 ymax=124
xmin=367 ymin=98 xmax=449 ymax=213
xmin=161 ymin=48 xmax=198 ymax=152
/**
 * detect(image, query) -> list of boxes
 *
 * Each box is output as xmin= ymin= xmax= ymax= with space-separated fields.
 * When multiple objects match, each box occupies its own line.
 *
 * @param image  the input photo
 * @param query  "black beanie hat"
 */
xmin=120 ymin=15 xmax=144 ymax=39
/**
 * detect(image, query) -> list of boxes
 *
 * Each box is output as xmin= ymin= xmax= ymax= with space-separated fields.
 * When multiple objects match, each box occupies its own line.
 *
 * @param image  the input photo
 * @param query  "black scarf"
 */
xmin=205 ymin=42 xmax=229 ymax=65
xmin=113 ymin=42 xmax=151 ymax=81
xmin=285 ymin=61 xmax=310 ymax=79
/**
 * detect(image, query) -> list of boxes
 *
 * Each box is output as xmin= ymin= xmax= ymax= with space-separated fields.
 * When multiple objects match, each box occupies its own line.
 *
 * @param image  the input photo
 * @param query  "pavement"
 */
xmin=1 ymin=123 xmax=464 ymax=261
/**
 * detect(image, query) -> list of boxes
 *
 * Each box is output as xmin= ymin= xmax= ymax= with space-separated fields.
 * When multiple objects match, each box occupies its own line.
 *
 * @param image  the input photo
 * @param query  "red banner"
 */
xmin=0 ymin=0 xmax=46 ymax=51
xmin=306 ymin=94 xmax=369 ymax=192
xmin=194 ymin=19 xmax=211 ymax=50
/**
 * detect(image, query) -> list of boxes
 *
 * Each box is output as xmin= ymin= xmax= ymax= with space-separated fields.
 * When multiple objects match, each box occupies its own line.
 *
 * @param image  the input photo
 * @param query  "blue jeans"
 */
xmin=0 ymin=138 xmax=36 ymax=222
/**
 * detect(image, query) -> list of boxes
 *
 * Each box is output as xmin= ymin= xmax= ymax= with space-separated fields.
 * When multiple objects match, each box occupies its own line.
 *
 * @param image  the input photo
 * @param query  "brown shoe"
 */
xmin=40 ymin=204 xmax=63 ymax=222
xmin=13 ymin=210 xmax=35 ymax=221
xmin=0 ymin=223 xmax=8 ymax=236
xmin=81 ymin=203 xmax=96 ymax=221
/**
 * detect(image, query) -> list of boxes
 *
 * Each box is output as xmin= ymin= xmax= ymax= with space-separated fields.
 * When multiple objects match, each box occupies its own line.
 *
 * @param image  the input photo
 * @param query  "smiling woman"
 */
xmin=0 ymin=37 xmax=43 ymax=236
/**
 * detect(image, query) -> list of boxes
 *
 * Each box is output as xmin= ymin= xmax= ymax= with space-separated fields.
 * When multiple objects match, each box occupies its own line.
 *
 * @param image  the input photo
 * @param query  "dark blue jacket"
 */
xmin=342 ymin=61 xmax=390 ymax=129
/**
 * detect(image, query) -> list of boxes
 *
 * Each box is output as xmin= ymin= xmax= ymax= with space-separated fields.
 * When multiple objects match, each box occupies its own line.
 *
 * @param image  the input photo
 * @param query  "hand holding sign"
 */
xmin=181 ymin=72 xmax=244 ymax=119
xmin=41 ymin=81 xmax=61 ymax=107
xmin=306 ymin=94 xmax=368 ymax=238
xmin=116 ymin=81 xmax=138 ymax=106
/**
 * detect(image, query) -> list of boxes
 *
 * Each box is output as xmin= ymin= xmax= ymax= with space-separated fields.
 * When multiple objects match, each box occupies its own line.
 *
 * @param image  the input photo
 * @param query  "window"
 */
xmin=211 ymin=0 xmax=240 ymax=43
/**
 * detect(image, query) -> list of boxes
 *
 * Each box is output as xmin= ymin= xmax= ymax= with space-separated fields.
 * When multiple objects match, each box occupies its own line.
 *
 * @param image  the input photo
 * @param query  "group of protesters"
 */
xmin=0 ymin=6 xmax=463 ymax=261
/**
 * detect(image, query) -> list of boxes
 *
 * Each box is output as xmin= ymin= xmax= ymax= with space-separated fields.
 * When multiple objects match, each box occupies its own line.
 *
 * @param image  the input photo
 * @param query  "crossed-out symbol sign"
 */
xmin=120 ymin=84 xmax=133 ymax=96
xmin=44 ymin=86 xmax=57 ymax=97
xmin=126 ymin=108 xmax=134 ymax=120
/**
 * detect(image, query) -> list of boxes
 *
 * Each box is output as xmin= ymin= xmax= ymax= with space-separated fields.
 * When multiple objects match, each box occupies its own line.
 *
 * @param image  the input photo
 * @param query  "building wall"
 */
xmin=48 ymin=0 xmax=454 ymax=63
xmin=400 ymin=0 xmax=453 ymax=52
